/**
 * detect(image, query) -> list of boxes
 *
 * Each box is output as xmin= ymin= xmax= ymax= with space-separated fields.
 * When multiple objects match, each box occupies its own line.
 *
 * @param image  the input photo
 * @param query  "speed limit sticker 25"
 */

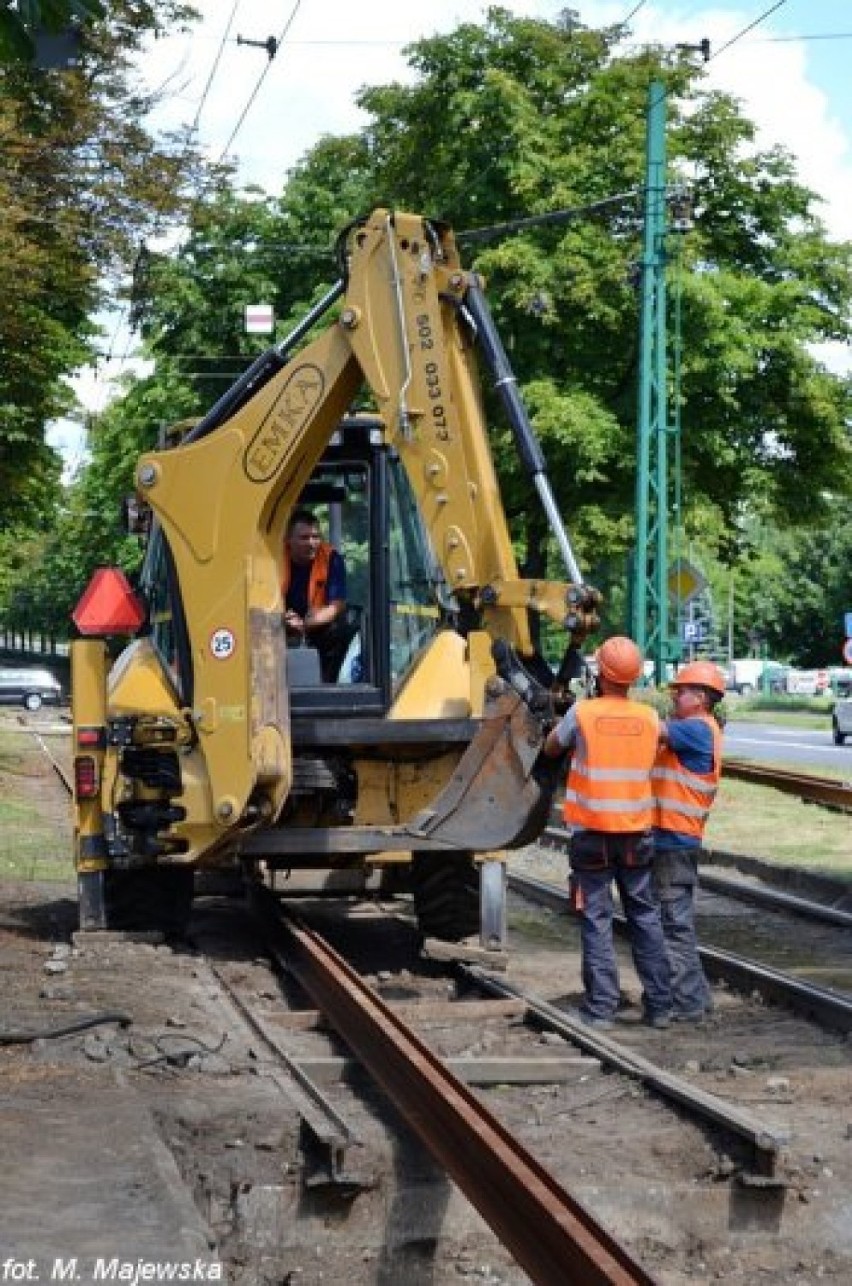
xmin=210 ymin=627 xmax=236 ymax=660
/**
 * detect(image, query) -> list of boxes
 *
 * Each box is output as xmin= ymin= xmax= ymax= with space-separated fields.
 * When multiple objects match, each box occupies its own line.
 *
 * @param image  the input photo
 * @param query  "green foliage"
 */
xmin=6 ymin=7 xmax=851 ymax=651
xmin=0 ymin=0 xmax=105 ymax=62
xmin=0 ymin=0 xmax=207 ymax=527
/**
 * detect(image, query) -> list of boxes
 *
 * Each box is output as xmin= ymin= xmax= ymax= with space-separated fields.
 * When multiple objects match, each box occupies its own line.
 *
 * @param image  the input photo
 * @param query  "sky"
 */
xmin=50 ymin=0 xmax=852 ymax=470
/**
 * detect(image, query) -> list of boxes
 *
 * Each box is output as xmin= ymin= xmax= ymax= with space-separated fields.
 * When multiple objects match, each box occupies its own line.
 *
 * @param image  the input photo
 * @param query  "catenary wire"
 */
xmin=709 ymin=0 xmax=788 ymax=62
xmin=106 ymin=4 xmax=243 ymax=365
xmin=190 ymin=0 xmax=240 ymax=134
xmin=216 ymin=0 xmax=303 ymax=161
xmin=619 ymin=1 xmax=648 ymax=23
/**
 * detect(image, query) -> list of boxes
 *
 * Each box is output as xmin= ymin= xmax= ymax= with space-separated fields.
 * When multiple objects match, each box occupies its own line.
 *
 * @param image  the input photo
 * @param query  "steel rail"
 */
xmin=205 ymin=959 xmax=364 ymax=1187
xmin=250 ymin=885 xmax=657 ymax=1286
xmin=697 ymin=870 xmax=852 ymax=929
xmin=29 ymin=728 xmax=73 ymax=795
xmin=722 ymin=758 xmax=852 ymax=813
xmin=509 ymin=871 xmax=852 ymax=1035
xmin=541 ymin=825 xmax=852 ymax=928
xmin=460 ymin=963 xmax=787 ymax=1180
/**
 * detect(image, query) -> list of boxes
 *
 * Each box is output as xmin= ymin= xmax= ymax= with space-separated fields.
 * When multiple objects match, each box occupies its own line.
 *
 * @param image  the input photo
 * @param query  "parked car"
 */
xmin=832 ymin=697 xmax=852 ymax=746
xmin=0 ymin=666 xmax=63 ymax=711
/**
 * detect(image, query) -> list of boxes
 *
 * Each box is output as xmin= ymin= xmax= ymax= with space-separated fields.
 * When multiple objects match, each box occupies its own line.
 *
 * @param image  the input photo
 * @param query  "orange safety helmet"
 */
xmin=595 ymin=635 xmax=644 ymax=686
xmin=671 ymin=660 xmax=726 ymax=698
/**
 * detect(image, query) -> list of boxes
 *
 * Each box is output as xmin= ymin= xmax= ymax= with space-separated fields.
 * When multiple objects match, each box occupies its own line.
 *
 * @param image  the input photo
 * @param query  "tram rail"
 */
xmin=509 ymin=867 xmax=852 ymax=1035
xmin=722 ymin=757 xmax=852 ymax=813
xmin=248 ymin=882 xmax=656 ymax=1286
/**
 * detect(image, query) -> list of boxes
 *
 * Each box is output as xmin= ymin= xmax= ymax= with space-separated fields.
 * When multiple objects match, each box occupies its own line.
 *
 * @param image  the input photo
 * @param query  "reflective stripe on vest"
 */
xmin=652 ymin=713 xmax=722 ymax=839
xmin=563 ymin=696 xmax=659 ymax=833
xmin=282 ymin=542 xmax=333 ymax=610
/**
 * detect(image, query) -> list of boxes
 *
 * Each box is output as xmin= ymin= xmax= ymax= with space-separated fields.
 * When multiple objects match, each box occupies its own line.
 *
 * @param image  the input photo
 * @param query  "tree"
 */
xmin=0 ymin=0 xmax=207 ymax=524
xmin=0 ymin=0 xmax=105 ymax=64
xmin=60 ymin=8 xmax=852 ymax=641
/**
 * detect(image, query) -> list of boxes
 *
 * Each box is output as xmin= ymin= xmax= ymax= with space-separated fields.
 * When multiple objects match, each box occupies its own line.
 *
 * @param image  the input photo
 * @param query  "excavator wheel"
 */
xmin=409 ymin=852 xmax=480 ymax=942
xmin=103 ymin=866 xmax=195 ymax=937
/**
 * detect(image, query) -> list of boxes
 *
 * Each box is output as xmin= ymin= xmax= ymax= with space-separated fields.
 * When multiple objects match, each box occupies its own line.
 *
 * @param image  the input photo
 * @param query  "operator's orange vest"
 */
xmin=563 ymin=696 xmax=659 ymax=833
xmin=652 ymin=713 xmax=722 ymax=840
xmin=282 ymin=542 xmax=333 ymax=610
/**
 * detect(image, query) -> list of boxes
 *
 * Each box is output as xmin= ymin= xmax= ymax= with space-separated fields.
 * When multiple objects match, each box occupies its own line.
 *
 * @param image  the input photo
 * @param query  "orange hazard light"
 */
xmin=72 ymin=568 xmax=146 ymax=637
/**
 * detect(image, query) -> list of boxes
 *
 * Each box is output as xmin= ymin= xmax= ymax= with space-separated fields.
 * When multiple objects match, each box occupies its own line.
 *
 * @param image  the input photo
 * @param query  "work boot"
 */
xmin=571 ymin=1006 xmax=615 ymax=1032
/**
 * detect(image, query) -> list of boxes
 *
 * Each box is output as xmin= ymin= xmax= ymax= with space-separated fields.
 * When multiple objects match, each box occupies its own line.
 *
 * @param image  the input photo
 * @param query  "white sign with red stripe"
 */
xmin=245 ymin=303 xmax=275 ymax=334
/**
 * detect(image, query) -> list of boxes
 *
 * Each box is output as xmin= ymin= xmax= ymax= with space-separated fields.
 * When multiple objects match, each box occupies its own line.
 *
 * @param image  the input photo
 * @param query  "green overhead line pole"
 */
xmin=631 ymin=79 xmax=672 ymax=683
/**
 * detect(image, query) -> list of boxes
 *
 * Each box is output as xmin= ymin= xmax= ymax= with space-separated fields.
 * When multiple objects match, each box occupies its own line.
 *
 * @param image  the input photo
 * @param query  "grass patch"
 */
xmin=724 ymin=696 xmax=834 ymax=730
xmin=0 ymin=799 xmax=71 ymax=881
xmin=0 ymin=723 xmax=72 ymax=883
xmin=706 ymin=777 xmax=852 ymax=879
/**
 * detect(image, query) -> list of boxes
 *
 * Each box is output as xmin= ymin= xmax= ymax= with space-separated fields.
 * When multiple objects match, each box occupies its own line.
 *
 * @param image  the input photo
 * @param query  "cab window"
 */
xmin=387 ymin=455 xmax=452 ymax=690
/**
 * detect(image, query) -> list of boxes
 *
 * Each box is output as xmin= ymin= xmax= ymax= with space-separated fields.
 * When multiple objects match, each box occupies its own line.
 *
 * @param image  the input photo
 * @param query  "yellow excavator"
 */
xmin=71 ymin=209 xmax=599 ymax=946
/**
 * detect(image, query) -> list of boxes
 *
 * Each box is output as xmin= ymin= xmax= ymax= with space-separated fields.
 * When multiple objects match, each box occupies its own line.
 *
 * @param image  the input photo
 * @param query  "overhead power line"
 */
xmin=760 ymin=31 xmax=852 ymax=42
xmin=709 ymin=0 xmax=788 ymax=62
xmin=459 ymin=191 xmax=642 ymax=243
xmin=619 ymin=1 xmax=648 ymax=23
xmin=190 ymin=1 xmax=240 ymax=135
xmin=217 ymin=1 xmax=303 ymax=162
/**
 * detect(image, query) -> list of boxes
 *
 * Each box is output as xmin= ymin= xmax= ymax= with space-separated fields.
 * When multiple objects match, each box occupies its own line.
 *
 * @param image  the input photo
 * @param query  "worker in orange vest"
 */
xmin=652 ymin=660 xmax=725 ymax=1022
xmin=283 ymin=508 xmax=348 ymax=680
xmin=543 ymin=636 xmax=672 ymax=1030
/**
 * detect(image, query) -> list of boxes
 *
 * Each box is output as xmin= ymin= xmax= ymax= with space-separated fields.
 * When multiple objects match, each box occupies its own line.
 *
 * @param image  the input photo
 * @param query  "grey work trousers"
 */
xmin=652 ymin=846 xmax=712 ymax=1017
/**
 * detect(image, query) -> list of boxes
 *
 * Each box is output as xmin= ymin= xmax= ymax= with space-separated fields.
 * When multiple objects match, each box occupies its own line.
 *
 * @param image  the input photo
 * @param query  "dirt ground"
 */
xmin=2 ymin=712 xmax=852 ymax=1284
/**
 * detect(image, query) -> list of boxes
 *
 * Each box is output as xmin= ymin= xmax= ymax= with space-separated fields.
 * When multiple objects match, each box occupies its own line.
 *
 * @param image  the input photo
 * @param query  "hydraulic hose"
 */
xmin=463 ymin=279 xmax=585 ymax=587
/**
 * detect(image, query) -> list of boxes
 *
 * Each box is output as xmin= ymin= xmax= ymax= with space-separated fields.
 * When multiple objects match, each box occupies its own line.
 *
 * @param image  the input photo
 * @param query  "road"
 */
xmin=724 ymin=719 xmax=851 ymax=771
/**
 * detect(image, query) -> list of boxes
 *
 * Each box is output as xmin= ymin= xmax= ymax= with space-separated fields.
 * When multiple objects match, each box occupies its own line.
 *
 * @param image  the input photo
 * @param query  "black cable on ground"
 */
xmin=0 ymin=1011 xmax=132 ymax=1045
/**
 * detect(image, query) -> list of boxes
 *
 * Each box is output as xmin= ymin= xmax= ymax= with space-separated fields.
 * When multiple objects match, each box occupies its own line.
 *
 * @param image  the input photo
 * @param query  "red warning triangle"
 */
xmin=72 ymin=568 xmax=146 ymax=636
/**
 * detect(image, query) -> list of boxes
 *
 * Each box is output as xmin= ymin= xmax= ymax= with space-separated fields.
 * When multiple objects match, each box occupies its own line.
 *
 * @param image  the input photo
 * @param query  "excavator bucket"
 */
xmin=404 ymin=680 xmax=557 ymax=852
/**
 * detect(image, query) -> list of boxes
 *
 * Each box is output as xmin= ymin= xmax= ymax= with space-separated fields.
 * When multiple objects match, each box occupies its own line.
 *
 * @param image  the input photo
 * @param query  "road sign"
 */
xmin=682 ymin=620 xmax=705 ymax=643
xmin=668 ymin=559 xmax=707 ymax=605
xmin=845 ymin=612 xmax=852 ymax=638
xmin=245 ymin=303 xmax=275 ymax=334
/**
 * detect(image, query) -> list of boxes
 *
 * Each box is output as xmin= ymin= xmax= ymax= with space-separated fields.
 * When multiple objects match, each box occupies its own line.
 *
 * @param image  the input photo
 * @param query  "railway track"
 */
xmin=193 ymin=882 xmax=795 ymax=1281
xmin=14 ymin=716 xmax=852 ymax=1280
xmin=723 ymin=757 xmax=852 ymax=813
xmin=538 ymin=825 xmax=852 ymax=1019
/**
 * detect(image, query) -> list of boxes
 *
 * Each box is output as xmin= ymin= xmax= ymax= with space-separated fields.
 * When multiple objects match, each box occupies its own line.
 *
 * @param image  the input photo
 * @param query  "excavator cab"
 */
xmin=284 ymin=417 xmax=457 ymax=708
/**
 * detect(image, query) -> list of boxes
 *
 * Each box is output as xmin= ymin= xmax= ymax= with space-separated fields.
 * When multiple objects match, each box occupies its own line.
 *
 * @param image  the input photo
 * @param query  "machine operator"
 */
xmin=283 ymin=508 xmax=349 ymax=681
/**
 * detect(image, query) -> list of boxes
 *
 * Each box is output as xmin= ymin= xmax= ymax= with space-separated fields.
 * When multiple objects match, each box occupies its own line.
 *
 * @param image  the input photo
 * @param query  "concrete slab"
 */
xmin=0 ymin=1073 xmax=221 ymax=1280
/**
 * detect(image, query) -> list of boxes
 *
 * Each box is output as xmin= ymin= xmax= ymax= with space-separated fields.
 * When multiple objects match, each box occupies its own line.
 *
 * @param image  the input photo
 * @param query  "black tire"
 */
xmin=103 ymin=866 xmax=194 ymax=936
xmin=24 ymin=692 xmax=42 ymax=711
xmin=410 ymin=852 xmax=480 ymax=942
xmin=739 ymin=683 xmax=754 ymax=697
xmin=833 ymin=721 xmax=846 ymax=746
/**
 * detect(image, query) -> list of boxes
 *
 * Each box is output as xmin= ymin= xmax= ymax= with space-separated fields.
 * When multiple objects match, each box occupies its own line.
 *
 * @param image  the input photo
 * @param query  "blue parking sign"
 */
xmin=846 ymin=612 xmax=852 ymax=638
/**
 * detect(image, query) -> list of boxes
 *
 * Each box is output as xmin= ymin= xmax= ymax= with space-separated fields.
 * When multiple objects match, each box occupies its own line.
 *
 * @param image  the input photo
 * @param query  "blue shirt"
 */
xmin=653 ymin=715 xmax=716 ymax=849
xmin=286 ymin=549 xmax=346 ymax=618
